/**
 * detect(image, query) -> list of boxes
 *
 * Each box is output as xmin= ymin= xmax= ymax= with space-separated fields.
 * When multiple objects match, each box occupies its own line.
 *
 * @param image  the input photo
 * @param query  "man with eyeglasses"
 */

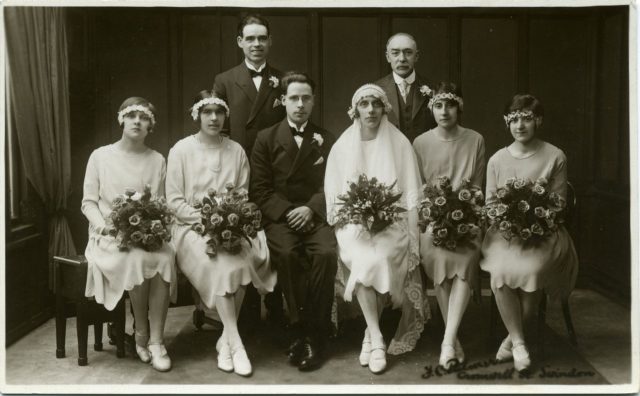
xmin=375 ymin=33 xmax=436 ymax=142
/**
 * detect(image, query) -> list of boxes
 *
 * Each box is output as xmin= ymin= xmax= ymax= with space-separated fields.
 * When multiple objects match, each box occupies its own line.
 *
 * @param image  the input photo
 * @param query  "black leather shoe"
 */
xmin=298 ymin=340 xmax=323 ymax=372
xmin=287 ymin=338 xmax=305 ymax=366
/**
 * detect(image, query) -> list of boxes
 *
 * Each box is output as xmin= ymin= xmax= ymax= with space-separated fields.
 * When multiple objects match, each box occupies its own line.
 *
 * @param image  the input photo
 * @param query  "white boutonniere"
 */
xmin=273 ymin=98 xmax=281 ymax=108
xmin=419 ymin=85 xmax=433 ymax=97
xmin=269 ymin=76 xmax=279 ymax=88
xmin=312 ymin=133 xmax=324 ymax=146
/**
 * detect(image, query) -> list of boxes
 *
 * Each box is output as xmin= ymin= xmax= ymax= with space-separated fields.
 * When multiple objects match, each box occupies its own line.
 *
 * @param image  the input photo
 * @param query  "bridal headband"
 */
xmin=503 ymin=110 xmax=540 ymax=126
xmin=190 ymin=97 xmax=230 ymax=120
xmin=117 ymin=104 xmax=156 ymax=126
xmin=347 ymin=83 xmax=393 ymax=120
xmin=427 ymin=92 xmax=464 ymax=111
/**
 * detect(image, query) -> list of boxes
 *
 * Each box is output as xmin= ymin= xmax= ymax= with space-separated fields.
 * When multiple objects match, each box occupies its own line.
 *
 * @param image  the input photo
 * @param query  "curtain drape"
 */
xmin=5 ymin=7 xmax=77 ymax=289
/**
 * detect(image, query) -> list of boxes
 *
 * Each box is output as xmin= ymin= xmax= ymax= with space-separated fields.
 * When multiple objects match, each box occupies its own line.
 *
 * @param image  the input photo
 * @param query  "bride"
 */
xmin=325 ymin=83 xmax=429 ymax=374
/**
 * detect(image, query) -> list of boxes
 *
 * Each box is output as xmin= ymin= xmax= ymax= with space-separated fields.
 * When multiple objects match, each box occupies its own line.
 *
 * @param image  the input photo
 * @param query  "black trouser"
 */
xmin=264 ymin=221 xmax=337 ymax=341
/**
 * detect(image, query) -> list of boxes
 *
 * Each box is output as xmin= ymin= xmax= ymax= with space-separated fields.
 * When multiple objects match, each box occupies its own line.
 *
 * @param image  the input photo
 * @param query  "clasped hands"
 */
xmin=286 ymin=206 xmax=315 ymax=233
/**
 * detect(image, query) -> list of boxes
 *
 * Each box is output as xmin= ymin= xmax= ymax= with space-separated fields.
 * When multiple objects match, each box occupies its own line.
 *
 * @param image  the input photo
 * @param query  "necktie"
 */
xmin=290 ymin=127 xmax=305 ymax=138
xmin=400 ymin=80 xmax=410 ymax=101
xmin=249 ymin=69 xmax=264 ymax=78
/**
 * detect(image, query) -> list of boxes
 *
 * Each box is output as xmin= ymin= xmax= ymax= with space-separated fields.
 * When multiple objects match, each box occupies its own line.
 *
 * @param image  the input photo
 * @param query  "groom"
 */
xmin=250 ymin=71 xmax=337 ymax=371
xmin=375 ymin=32 xmax=436 ymax=143
xmin=213 ymin=13 xmax=286 ymax=333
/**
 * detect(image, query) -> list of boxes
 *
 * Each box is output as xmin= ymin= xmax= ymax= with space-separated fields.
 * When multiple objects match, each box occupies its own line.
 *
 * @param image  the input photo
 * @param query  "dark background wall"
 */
xmin=6 ymin=6 xmax=630 ymax=343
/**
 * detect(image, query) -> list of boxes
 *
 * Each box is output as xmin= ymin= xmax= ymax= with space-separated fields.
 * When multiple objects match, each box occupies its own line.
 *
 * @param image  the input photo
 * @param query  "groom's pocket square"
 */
xmin=313 ymin=156 xmax=324 ymax=166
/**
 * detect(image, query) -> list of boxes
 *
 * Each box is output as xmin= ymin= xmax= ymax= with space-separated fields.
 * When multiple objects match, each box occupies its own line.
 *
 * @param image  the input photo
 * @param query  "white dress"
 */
xmin=325 ymin=117 xmax=430 ymax=355
xmin=82 ymin=144 xmax=176 ymax=311
xmin=480 ymin=142 xmax=578 ymax=299
xmin=166 ymin=135 xmax=275 ymax=309
xmin=413 ymin=128 xmax=485 ymax=287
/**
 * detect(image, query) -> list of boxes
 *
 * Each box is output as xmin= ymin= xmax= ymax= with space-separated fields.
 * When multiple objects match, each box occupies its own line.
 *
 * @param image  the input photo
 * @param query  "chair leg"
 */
xmin=115 ymin=298 xmax=126 ymax=358
xmin=76 ymin=301 xmax=89 ymax=366
xmin=537 ymin=294 xmax=547 ymax=359
xmin=55 ymin=291 xmax=66 ymax=358
xmin=561 ymin=298 xmax=578 ymax=346
xmin=94 ymin=321 xmax=103 ymax=351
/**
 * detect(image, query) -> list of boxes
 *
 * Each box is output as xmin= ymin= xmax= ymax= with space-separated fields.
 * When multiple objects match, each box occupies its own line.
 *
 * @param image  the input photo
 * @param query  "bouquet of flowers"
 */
xmin=108 ymin=185 xmax=173 ymax=252
xmin=418 ymin=176 xmax=484 ymax=251
xmin=334 ymin=174 xmax=406 ymax=235
xmin=191 ymin=183 xmax=263 ymax=256
xmin=483 ymin=177 xmax=566 ymax=245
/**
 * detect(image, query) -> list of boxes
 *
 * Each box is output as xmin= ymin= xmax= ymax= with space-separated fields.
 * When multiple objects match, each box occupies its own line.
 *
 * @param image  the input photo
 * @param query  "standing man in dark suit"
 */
xmin=250 ymin=72 xmax=337 ymax=371
xmin=213 ymin=13 xmax=286 ymax=335
xmin=214 ymin=14 xmax=285 ymax=156
xmin=375 ymin=32 xmax=436 ymax=143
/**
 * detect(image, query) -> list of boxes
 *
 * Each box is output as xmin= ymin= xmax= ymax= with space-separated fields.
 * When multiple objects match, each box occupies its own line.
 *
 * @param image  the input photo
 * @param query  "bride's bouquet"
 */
xmin=334 ymin=174 xmax=406 ymax=235
xmin=108 ymin=185 xmax=173 ymax=252
xmin=483 ymin=177 xmax=566 ymax=245
xmin=418 ymin=176 xmax=484 ymax=251
xmin=191 ymin=183 xmax=263 ymax=257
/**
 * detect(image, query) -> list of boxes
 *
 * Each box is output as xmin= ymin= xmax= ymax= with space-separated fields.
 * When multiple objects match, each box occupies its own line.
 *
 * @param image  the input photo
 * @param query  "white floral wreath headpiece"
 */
xmin=503 ymin=110 xmax=540 ymax=126
xmin=427 ymin=92 xmax=464 ymax=111
xmin=347 ymin=83 xmax=393 ymax=120
xmin=117 ymin=105 xmax=156 ymax=126
xmin=190 ymin=97 xmax=230 ymax=121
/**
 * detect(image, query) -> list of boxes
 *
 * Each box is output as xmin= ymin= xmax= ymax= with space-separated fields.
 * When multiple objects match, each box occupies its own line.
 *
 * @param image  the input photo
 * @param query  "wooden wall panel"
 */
xmin=321 ymin=16 xmax=381 ymax=136
xmin=181 ymin=14 xmax=221 ymax=137
xmin=460 ymin=17 xmax=518 ymax=157
xmin=529 ymin=17 xmax=589 ymax=183
xmin=95 ymin=10 xmax=173 ymax=156
xmin=390 ymin=17 xmax=450 ymax=84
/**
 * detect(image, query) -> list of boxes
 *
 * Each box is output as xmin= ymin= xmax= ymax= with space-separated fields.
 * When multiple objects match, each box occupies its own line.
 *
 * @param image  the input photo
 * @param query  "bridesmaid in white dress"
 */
xmin=412 ymin=82 xmax=486 ymax=369
xmin=166 ymin=90 xmax=275 ymax=377
xmin=82 ymin=97 xmax=175 ymax=372
xmin=325 ymin=84 xmax=429 ymax=374
xmin=480 ymin=94 xmax=578 ymax=372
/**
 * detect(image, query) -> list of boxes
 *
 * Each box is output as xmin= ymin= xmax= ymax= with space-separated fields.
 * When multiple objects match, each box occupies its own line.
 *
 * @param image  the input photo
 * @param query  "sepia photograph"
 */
xmin=1 ymin=0 xmax=638 ymax=393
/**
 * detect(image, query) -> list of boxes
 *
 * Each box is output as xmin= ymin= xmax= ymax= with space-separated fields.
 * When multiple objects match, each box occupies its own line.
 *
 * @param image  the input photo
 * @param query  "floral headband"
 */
xmin=503 ymin=110 xmax=540 ymax=126
xmin=347 ymin=83 xmax=393 ymax=120
xmin=427 ymin=92 xmax=464 ymax=111
xmin=190 ymin=97 xmax=230 ymax=120
xmin=117 ymin=105 xmax=156 ymax=126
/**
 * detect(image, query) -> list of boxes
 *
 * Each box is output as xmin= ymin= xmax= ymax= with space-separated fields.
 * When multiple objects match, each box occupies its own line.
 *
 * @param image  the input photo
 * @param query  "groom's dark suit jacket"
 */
xmin=250 ymin=118 xmax=335 ymax=224
xmin=214 ymin=63 xmax=285 ymax=156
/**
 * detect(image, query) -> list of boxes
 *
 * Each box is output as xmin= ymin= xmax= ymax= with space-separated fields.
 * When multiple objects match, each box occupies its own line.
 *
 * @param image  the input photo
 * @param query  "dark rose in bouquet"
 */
xmin=483 ymin=177 xmax=566 ymax=246
xmin=191 ymin=183 xmax=263 ymax=256
xmin=108 ymin=184 xmax=173 ymax=252
xmin=418 ymin=176 xmax=484 ymax=251
xmin=335 ymin=174 xmax=407 ymax=235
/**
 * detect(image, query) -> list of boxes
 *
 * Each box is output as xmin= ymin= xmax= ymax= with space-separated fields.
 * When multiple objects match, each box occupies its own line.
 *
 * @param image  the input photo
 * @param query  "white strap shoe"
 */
xmin=148 ymin=343 xmax=172 ymax=372
xmin=359 ymin=328 xmax=372 ymax=366
xmin=368 ymin=338 xmax=387 ymax=374
xmin=512 ymin=342 xmax=531 ymax=372
xmin=495 ymin=336 xmax=513 ymax=362
xmin=231 ymin=346 xmax=252 ymax=377
xmin=217 ymin=341 xmax=233 ymax=373
xmin=454 ymin=338 xmax=465 ymax=364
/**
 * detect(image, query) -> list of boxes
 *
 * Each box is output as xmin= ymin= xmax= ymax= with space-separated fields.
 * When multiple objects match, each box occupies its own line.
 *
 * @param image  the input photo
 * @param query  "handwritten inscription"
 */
xmin=422 ymin=359 xmax=595 ymax=381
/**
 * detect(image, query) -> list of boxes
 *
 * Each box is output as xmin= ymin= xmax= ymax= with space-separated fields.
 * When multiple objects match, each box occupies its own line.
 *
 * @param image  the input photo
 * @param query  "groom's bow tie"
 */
xmin=249 ymin=69 xmax=265 ymax=78
xmin=290 ymin=127 xmax=305 ymax=138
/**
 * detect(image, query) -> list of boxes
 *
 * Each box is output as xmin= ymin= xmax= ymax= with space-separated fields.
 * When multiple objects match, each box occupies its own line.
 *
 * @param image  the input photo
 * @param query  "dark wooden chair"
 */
xmin=53 ymin=255 xmax=126 ymax=366
xmin=487 ymin=181 xmax=578 ymax=355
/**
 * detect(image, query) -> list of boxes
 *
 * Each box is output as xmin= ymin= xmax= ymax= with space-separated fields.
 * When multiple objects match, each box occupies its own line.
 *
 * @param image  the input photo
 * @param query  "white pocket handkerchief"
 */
xmin=313 ymin=156 xmax=324 ymax=166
